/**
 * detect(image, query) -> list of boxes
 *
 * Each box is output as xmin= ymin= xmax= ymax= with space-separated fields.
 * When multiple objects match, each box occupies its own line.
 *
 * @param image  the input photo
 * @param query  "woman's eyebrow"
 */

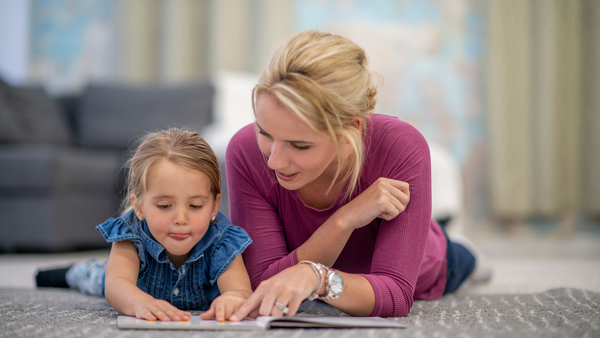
xmin=256 ymin=122 xmax=314 ymax=144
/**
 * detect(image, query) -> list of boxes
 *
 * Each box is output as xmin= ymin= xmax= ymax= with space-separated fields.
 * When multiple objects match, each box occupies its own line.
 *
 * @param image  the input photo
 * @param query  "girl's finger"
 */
xmin=150 ymin=307 xmax=170 ymax=321
xmin=216 ymin=303 xmax=226 ymax=322
xmin=138 ymin=309 xmax=157 ymax=321
xmin=200 ymin=307 xmax=215 ymax=320
xmin=223 ymin=303 xmax=235 ymax=321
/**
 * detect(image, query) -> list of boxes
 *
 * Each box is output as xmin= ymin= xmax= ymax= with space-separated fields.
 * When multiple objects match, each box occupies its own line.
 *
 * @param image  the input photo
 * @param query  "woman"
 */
xmin=225 ymin=30 xmax=479 ymax=319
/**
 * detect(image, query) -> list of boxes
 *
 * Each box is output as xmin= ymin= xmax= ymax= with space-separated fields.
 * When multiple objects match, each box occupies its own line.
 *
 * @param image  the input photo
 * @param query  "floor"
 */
xmin=1 ymin=233 xmax=599 ymax=295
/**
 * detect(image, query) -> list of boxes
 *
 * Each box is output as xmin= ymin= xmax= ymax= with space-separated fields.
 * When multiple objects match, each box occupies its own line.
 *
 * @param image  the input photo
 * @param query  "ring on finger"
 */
xmin=274 ymin=301 xmax=289 ymax=315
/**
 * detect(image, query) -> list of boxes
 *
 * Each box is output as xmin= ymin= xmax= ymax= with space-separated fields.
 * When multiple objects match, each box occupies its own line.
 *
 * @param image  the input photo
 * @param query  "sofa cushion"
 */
xmin=0 ymin=79 xmax=71 ymax=144
xmin=0 ymin=144 xmax=120 ymax=193
xmin=77 ymin=82 xmax=214 ymax=149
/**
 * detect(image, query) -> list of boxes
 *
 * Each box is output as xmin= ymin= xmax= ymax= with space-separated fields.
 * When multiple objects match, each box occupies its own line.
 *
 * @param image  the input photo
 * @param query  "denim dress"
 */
xmin=88 ymin=209 xmax=252 ymax=311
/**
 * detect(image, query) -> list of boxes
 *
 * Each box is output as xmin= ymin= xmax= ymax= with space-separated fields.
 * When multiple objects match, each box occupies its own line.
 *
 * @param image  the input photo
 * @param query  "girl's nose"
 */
xmin=174 ymin=207 xmax=188 ymax=225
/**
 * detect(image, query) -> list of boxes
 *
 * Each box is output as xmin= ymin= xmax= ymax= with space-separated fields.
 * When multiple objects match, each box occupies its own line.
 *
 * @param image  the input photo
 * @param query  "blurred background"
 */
xmin=0 ymin=0 xmax=599 ymax=255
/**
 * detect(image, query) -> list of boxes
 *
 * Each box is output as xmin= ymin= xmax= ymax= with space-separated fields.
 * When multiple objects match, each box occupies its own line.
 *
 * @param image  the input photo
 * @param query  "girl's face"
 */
xmin=132 ymin=160 xmax=220 ymax=266
xmin=255 ymin=94 xmax=339 ymax=192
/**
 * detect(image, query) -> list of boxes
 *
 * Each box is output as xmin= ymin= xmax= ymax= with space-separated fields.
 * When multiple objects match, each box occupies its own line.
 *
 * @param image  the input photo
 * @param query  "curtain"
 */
xmin=118 ymin=0 xmax=294 ymax=83
xmin=487 ymin=0 xmax=600 ymax=223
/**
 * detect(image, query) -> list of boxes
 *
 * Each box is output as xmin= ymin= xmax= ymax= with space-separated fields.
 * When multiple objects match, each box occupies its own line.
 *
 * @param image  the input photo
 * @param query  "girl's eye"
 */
xmin=157 ymin=204 xmax=170 ymax=209
xmin=190 ymin=205 xmax=203 ymax=209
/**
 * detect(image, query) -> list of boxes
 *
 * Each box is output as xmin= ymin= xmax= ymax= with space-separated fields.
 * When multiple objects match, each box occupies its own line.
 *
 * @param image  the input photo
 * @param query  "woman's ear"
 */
xmin=349 ymin=117 xmax=362 ymax=131
xmin=131 ymin=194 xmax=144 ymax=220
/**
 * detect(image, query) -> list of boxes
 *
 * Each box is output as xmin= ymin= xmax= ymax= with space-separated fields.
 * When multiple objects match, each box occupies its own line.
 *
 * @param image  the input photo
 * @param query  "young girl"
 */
xmin=36 ymin=128 xmax=253 ymax=322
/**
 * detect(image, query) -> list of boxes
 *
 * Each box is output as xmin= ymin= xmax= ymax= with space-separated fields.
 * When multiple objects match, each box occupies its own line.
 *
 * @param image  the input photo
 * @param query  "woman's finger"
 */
xmin=388 ymin=179 xmax=410 ymax=197
xmin=258 ymin=287 xmax=279 ymax=316
xmin=230 ymin=292 xmax=263 ymax=321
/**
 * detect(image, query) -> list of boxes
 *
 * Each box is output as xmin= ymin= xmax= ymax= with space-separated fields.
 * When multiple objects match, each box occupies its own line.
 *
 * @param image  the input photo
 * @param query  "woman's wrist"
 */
xmin=298 ymin=261 xmax=327 ymax=300
xmin=330 ymin=208 xmax=355 ymax=233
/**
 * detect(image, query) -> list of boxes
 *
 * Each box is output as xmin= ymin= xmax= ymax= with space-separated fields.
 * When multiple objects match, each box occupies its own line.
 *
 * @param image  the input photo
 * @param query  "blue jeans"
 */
xmin=441 ymin=227 xmax=476 ymax=294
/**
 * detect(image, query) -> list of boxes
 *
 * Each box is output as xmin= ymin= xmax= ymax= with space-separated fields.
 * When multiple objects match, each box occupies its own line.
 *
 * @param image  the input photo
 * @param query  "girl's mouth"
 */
xmin=169 ymin=233 xmax=189 ymax=240
xmin=276 ymin=171 xmax=298 ymax=182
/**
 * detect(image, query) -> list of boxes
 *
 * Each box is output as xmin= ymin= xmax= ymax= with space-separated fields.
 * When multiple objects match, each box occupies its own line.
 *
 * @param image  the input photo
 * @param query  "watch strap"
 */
xmin=317 ymin=268 xmax=342 ymax=301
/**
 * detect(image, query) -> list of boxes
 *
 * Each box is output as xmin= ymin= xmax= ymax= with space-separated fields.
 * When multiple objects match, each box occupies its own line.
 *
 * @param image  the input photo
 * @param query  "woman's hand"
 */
xmin=229 ymin=263 xmax=318 ymax=321
xmin=134 ymin=299 xmax=191 ymax=321
xmin=200 ymin=291 xmax=248 ymax=322
xmin=336 ymin=177 xmax=409 ymax=230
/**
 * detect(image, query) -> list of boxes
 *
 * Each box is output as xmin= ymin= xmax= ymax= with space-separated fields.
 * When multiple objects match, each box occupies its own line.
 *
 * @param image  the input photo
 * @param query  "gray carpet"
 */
xmin=0 ymin=287 xmax=598 ymax=338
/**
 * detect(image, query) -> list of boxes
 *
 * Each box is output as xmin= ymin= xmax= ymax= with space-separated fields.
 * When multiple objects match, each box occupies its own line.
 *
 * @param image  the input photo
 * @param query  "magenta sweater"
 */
xmin=225 ymin=114 xmax=447 ymax=317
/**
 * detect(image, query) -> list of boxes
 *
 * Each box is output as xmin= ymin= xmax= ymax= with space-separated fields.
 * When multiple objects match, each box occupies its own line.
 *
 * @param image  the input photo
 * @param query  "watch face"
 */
xmin=328 ymin=271 xmax=344 ymax=295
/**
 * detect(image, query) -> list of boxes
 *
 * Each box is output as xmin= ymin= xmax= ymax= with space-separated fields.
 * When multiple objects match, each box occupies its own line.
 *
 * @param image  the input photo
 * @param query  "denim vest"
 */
xmin=96 ymin=209 xmax=252 ymax=310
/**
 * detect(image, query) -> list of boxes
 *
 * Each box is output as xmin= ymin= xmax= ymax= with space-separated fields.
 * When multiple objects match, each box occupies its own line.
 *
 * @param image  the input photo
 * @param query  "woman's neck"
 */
xmin=297 ymin=145 xmax=354 ymax=210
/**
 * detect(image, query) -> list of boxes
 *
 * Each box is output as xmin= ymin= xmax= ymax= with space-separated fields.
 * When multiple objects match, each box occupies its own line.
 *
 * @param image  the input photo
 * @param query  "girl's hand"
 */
xmin=200 ymin=291 xmax=248 ymax=322
xmin=134 ymin=299 xmax=191 ymax=322
xmin=336 ymin=177 xmax=409 ymax=230
xmin=229 ymin=263 xmax=317 ymax=321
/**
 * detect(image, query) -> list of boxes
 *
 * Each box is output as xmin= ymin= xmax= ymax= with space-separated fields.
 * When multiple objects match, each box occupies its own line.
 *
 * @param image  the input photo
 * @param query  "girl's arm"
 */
xmin=104 ymin=241 xmax=191 ymax=321
xmin=200 ymin=255 xmax=253 ymax=322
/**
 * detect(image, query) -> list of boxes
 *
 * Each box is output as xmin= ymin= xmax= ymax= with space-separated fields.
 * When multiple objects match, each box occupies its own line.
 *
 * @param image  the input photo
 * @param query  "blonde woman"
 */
xmin=226 ymin=30 xmax=478 ymax=319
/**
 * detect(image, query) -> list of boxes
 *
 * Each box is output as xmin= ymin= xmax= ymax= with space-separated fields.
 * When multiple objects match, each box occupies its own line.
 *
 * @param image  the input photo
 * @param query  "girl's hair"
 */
xmin=121 ymin=128 xmax=221 ymax=212
xmin=252 ymin=30 xmax=379 ymax=201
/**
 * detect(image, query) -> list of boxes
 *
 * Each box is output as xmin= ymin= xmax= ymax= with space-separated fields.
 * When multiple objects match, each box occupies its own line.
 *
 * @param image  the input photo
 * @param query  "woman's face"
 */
xmin=255 ymin=94 xmax=339 ymax=191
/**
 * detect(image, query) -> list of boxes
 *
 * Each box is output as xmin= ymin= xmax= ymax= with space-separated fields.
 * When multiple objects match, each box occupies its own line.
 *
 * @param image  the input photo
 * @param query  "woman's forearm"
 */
xmin=326 ymin=272 xmax=375 ymax=316
xmin=295 ymin=210 xmax=354 ymax=266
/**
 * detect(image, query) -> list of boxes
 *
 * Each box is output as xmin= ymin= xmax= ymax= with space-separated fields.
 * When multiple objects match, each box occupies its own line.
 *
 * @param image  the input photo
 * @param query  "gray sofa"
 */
xmin=0 ymin=79 xmax=214 ymax=253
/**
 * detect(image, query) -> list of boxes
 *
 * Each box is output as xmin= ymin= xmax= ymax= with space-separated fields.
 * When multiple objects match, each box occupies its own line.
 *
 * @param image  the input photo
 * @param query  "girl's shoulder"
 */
xmin=202 ymin=212 xmax=252 ymax=284
xmin=95 ymin=209 xmax=143 ymax=244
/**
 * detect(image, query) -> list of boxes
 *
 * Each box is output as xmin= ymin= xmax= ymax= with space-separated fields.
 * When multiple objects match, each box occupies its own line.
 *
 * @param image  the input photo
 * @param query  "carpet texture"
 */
xmin=1 ymin=287 xmax=598 ymax=337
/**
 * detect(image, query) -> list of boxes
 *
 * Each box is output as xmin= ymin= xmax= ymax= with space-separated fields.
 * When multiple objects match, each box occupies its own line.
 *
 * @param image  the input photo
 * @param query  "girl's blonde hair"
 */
xmin=121 ymin=128 xmax=221 ymax=212
xmin=252 ymin=30 xmax=378 ymax=200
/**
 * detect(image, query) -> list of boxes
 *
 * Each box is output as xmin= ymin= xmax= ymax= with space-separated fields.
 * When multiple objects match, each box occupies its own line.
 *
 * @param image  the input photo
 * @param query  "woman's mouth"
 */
xmin=276 ymin=171 xmax=298 ymax=182
xmin=169 ymin=233 xmax=189 ymax=240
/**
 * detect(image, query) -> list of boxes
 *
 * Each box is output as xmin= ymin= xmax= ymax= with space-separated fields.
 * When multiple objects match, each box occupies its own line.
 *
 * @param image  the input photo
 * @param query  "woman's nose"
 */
xmin=267 ymin=142 xmax=288 ymax=170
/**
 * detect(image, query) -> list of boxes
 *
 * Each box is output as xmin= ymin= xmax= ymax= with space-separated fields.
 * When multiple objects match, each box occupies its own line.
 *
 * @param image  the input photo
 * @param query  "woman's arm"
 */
xmin=226 ymin=126 xmax=407 ymax=286
xmin=104 ymin=241 xmax=191 ymax=321
xmin=200 ymin=255 xmax=253 ymax=322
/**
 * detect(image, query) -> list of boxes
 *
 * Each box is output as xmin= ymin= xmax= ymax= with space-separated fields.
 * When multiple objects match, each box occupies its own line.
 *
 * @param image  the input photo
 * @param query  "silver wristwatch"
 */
xmin=318 ymin=267 xmax=344 ymax=301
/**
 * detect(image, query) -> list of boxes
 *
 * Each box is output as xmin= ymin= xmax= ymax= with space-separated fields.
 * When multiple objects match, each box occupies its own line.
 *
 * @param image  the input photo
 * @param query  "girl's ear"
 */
xmin=212 ymin=193 xmax=222 ymax=220
xmin=131 ymin=194 xmax=144 ymax=220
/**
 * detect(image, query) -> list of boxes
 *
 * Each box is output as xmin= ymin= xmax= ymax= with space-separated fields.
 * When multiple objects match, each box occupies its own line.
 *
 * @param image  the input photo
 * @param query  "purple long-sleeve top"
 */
xmin=225 ymin=114 xmax=447 ymax=317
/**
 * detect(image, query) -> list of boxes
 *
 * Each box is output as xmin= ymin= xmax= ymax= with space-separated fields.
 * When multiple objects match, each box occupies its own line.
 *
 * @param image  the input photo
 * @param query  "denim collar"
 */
xmin=132 ymin=211 xmax=228 ymax=265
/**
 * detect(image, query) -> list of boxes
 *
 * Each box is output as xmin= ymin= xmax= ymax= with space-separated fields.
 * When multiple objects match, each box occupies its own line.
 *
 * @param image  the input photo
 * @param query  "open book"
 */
xmin=117 ymin=315 xmax=406 ymax=331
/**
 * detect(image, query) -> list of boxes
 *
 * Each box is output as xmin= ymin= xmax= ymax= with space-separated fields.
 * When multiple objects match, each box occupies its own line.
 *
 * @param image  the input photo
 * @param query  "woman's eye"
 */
xmin=293 ymin=144 xmax=310 ymax=150
xmin=258 ymin=129 xmax=272 ymax=139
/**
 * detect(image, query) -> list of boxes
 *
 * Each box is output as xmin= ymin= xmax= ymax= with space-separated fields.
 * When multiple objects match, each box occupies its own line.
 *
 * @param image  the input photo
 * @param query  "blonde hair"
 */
xmin=121 ymin=128 xmax=221 ymax=212
xmin=253 ymin=30 xmax=378 ymax=200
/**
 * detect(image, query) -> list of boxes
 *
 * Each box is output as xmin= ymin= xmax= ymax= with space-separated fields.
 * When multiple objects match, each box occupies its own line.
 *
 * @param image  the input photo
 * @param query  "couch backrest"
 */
xmin=0 ymin=79 xmax=71 ymax=144
xmin=76 ymin=82 xmax=214 ymax=150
